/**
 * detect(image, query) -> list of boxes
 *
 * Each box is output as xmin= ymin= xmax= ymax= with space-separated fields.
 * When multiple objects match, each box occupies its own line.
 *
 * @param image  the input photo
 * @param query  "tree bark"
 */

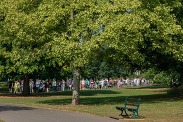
xmin=178 ymin=63 xmax=183 ymax=86
xmin=33 ymin=75 xmax=37 ymax=93
xmin=22 ymin=74 xmax=30 ymax=96
xmin=72 ymin=67 xmax=80 ymax=105
xmin=179 ymin=71 xmax=183 ymax=86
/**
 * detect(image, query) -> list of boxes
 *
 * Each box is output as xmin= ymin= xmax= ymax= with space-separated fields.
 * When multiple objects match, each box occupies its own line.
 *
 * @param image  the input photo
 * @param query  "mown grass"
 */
xmin=0 ymin=82 xmax=183 ymax=122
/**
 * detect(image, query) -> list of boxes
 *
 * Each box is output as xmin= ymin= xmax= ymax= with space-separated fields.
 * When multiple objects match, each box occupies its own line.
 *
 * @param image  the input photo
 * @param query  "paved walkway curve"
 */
xmin=0 ymin=104 xmax=120 ymax=122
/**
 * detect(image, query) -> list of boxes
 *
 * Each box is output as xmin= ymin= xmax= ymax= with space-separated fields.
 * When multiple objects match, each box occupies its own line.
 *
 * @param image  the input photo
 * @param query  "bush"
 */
xmin=141 ymin=68 xmax=156 ymax=80
xmin=0 ymin=82 xmax=7 ymax=88
xmin=153 ymin=72 xmax=171 ymax=85
xmin=141 ymin=69 xmax=171 ymax=85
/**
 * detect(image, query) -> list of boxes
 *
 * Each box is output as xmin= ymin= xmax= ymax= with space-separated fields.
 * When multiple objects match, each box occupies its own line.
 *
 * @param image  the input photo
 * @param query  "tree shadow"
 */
xmin=38 ymin=93 xmax=183 ymax=105
xmin=0 ymin=89 xmax=120 ymax=97
xmin=37 ymin=89 xmax=120 ymax=97
xmin=125 ymin=85 xmax=169 ymax=89
xmin=0 ymin=104 xmax=36 ymax=112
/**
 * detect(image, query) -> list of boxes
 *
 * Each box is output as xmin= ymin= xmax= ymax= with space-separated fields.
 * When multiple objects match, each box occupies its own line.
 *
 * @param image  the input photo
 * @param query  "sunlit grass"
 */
xmin=0 ymin=84 xmax=183 ymax=121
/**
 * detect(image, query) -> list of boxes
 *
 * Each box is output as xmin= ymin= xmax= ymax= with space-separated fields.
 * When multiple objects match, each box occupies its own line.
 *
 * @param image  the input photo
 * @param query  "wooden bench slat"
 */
xmin=126 ymin=103 xmax=138 ymax=106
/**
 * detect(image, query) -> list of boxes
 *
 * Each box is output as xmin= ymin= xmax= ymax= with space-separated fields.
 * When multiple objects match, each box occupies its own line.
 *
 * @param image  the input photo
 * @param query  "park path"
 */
xmin=0 ymin=104 xmax=120 ymax=122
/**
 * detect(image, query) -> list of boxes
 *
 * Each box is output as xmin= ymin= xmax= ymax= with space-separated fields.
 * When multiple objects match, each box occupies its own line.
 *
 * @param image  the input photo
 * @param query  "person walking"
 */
xmin=117 ymin=79 xmax=121 ymax=88
xmin=8 ymin=79 xmax=13 ymax=93
xmin=14 ymin=80 xmax=19 ymax=94
xmin=52 ymin=79 xmax=57 ymax=91
xmin=62 ymin=80 xmax=65 ymax=91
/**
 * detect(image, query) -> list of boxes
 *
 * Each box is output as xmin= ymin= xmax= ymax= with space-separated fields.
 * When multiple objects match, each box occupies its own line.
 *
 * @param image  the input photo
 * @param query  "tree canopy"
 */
xmin=0 ymin=0 xmax=183 ymax=103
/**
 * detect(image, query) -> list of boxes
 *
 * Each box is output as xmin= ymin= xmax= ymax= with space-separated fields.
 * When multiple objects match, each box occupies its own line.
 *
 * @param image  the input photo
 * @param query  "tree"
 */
xmin=138 ymin=0 xmax=183 ymax=85
xmin=0 ymin=0 xmax=57 ymax=95
xmin=93 ymin=0 xmax=183 ymax=84
xmin=0 ymin=1 xmax=6 ymax=79
xmin=1 ymin=0 xmax=182 ymax=102
xmin=0 ymin=0 xmax=107 ymax=103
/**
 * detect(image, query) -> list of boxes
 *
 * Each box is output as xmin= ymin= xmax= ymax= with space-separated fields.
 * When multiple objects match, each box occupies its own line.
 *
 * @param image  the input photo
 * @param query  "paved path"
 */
xmin=0 ymin=104 xmax=120 ymax=122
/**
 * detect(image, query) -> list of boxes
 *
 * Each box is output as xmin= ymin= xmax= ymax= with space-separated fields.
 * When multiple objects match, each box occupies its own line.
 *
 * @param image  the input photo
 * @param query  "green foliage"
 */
xmin=153 ymin=72 xmax=171 ymax=85
xmin=141 ymin=68 xmax=157 ymax=80
xmin=0 ymin=82 xmax=7 ymax=87
xmin=141 ymin=69 xmax=171 ymax=85
xmin=82 ymin=61 xmax=125 ymax=79
xmin=0 ymin=0 xmax=183 ymax=89
xmin=0 ymin=82 xmax=8 ymax=93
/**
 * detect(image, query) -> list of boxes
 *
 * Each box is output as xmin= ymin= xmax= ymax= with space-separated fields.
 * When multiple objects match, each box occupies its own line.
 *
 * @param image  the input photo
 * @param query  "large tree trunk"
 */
xmin=178 ymin=63 xmax=183 ymax=86
xmin=179 ymin=71 xmax=183 ymax=86
xmin=33 ymin=74 xmax=37 ymax=93
xmin=72 ymin=67 xmax=80 ymax=105
xmin=22 ymin=74 xmax=30 ymax=96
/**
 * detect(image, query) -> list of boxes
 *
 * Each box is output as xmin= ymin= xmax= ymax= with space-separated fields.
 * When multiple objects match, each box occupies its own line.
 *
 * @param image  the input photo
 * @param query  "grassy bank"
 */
xmin=0 ymin=85 xmax=183 ymax=121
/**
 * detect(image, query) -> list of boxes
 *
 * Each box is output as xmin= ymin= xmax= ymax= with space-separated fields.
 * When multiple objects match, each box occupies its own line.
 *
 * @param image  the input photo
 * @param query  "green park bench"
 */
xmin=116 ymin=97 xmax=141 ymax=118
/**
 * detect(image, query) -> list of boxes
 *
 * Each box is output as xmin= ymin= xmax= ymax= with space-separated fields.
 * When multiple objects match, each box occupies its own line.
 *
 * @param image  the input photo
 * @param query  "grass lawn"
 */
xmin=0 ymin=83 xmax=183 ymax=122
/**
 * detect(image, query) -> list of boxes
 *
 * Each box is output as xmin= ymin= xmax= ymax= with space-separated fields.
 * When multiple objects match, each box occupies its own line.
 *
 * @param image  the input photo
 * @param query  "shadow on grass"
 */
xmin=0 ymin=104 xmax=35 ymax=112
xmin=0 ymin=89 xmax=120 ymax=97
xmin=125 ymin=85 xmax=169 ymax=89
xmin=38 ymin=93 xmax=183 ymax=106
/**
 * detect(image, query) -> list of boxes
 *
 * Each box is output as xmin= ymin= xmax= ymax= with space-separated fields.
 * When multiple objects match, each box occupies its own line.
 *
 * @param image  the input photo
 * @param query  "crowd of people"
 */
xmin=8 ymin=80 xmax=23 ymax=94
xmin=8 ymin=77 xmax=150 ymax=94
xmin=80 ymin=78 xmax=150 ymax=90
xmin=8 ymin=79 xmax=67 ymax=94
